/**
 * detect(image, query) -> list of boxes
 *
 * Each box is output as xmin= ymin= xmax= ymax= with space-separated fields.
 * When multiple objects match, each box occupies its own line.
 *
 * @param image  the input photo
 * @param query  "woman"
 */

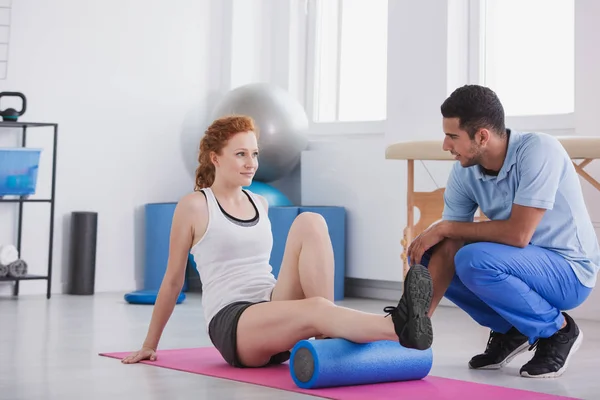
xmin=121 ymin=115 xmax=434 ymax=368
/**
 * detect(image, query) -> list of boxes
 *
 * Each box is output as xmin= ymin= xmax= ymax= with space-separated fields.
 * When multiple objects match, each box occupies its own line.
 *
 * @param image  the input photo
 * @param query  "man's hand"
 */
xmin=407 ymin=222 xmax=446 ymax=266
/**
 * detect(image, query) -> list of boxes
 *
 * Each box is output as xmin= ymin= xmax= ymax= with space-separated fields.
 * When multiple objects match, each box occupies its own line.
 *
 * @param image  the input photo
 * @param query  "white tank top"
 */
xmin=190 ymin=188 xmax=277 ymax=329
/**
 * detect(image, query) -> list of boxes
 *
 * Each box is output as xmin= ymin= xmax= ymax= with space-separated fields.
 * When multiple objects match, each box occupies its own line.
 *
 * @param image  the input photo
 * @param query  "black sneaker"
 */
xmin=384 ymin=264 xmax=433 ymax=350
xmin=469 ymin=327 xmax=530 ymax=369
xmin=520 ymin=312 xmax=583 ymax=378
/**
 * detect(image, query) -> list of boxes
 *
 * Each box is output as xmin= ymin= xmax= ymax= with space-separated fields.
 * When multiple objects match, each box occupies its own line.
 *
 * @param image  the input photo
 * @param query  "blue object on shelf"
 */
xmin=124 ymin=289 xmax=186 ymax=305
xmin=269 ymin=206 xmax=346 ymax=300
xmin=244 ymin=180 xmax=293 ymax=206
xmin=0 ymin=148 xmax=42 ymax=196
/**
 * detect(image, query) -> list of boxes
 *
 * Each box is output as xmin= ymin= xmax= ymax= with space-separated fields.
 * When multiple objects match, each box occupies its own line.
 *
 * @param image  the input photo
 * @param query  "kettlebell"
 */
xmin=0 ymin=92 xmax=27 ymax=122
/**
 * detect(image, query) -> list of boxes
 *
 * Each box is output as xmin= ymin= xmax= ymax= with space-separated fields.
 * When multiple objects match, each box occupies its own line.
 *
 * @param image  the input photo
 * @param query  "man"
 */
xmin=405 ymin=84 xmax=600 ymax=378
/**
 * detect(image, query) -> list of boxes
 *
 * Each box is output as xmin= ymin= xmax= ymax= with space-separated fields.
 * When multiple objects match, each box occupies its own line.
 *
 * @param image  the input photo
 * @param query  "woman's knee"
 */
xmin=302 ymin=296 xmax=333 ymax=312
xmin=263 ymin=297 xmax=334 ymax=339
xmin=266 ymin=296 xmax=333 ymax=328
xmin=292 ymin=212 xmax=328 ymax=236
xmin=294 ymin=296 xmax=334 ymax=326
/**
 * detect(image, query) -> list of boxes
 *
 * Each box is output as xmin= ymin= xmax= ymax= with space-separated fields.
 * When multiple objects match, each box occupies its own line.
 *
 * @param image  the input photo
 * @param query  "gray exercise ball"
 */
xmin=212 ymin=83 xmax=309 ymax=183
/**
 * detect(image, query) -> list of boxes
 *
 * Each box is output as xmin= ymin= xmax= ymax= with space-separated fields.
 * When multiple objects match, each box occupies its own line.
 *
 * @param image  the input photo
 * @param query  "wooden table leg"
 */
xmin=401 ymin=160 xmax=414 ymax=277
xmin=573 ymin=159 xmax=600 ymax=190
xmin=401 ymin=160 xmax=446 ymax=277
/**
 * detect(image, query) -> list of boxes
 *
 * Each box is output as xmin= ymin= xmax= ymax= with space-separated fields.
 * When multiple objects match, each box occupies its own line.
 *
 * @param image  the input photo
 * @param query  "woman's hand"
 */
xmin=121 ymin=347 xmax=157 ymax=364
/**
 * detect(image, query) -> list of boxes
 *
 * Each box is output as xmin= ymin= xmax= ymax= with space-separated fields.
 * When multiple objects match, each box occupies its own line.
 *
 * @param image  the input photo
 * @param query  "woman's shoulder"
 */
xmin=244 ymin=189 xmax=269 ymax=212
xmin=177 ymin=190 xmax=209 ymax=216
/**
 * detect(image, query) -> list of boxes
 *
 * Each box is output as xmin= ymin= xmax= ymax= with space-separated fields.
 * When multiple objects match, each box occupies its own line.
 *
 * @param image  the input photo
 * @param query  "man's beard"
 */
xmin=461 ymin=142 xmax=483 ymax=167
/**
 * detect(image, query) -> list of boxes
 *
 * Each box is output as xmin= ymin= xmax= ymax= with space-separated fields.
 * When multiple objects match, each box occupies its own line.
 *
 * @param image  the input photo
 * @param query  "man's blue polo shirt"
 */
xmin=442 ymin=129 xmax=600 ymax=288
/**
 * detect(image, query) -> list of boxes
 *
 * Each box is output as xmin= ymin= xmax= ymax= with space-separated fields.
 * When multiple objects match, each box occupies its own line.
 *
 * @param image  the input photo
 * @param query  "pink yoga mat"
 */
xmin=100 ymin=347 xmax=577 ymax=400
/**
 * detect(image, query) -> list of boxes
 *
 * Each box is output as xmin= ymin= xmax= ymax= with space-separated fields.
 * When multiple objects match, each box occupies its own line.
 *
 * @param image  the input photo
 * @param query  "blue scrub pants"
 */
xmin=421 ymin=242 xmax=592 ymax=344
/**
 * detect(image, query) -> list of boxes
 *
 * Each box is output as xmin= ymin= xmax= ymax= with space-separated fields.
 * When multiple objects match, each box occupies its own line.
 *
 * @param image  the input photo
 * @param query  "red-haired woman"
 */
xmin=121 ymin=115 xmax=433 ymax=368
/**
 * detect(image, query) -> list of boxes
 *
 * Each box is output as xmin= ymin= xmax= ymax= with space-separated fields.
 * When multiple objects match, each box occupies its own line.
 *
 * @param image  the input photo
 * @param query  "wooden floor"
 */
xmin=1 ymin=292 xmax=598 ymax=399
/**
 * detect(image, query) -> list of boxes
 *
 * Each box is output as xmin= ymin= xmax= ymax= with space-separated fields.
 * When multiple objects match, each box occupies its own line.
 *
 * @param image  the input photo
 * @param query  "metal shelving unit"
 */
xmin=0 ymin=121 xmax=57 ymax=299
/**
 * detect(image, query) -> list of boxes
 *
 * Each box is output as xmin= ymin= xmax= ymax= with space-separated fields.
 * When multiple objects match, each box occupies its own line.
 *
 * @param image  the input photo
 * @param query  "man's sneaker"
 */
xmin=384 ymin=264 xmax=433 ymax=350
xmin=520 ymin=312 xmax=583 ymax=378
xmin=469 ymin=327 xmax=530 ymax=369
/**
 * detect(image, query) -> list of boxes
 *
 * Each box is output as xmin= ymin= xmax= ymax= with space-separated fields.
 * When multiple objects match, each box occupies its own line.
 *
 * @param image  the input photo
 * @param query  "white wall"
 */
xmin=301 ymin=134 xmax=405 ymax=281
xmin=0 ymin=0 xmax=220 ymax=295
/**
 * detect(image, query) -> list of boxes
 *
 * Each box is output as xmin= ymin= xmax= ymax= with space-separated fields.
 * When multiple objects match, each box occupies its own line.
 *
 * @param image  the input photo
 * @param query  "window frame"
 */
xmin=467 ymin=0 xmax=575 ymax=133
xmin=303 ymin=0 xmax=387 ymax=136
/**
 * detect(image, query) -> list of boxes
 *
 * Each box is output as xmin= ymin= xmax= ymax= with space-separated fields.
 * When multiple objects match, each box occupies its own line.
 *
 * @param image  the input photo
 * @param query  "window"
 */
xmin=306 ymin=0 xmax=388 ymax=124
xmin=471 ymin=0 xmax=574 ymax=118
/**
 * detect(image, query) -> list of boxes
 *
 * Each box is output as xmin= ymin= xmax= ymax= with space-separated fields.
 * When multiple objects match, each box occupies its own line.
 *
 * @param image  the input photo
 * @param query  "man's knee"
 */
xmin=455 ymin=243 xmax=478 ymax=265
xmin=454 ymin=242 xmax=495 ymax=280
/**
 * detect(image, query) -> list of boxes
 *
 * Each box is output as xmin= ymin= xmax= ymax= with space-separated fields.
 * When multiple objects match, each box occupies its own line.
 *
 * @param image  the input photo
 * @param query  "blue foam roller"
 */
xmin=124 ymin=290 xmax=186 ymax=305
xmin=289 ymin=338 xmax=432 ymax=389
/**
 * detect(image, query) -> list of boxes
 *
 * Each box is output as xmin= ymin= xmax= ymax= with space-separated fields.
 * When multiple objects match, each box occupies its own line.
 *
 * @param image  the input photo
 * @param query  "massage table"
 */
xmin=385 ymin=136 xmax=600 ymax=275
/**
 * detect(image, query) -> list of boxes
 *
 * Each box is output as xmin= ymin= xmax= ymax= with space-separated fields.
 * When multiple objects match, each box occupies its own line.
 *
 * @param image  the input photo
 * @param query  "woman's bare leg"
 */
xmin=270 ymin=212 xmax=334 ymax=302
xmin=236 ymin=296 xmax=398 ymax=367
xmin=234 ymin=211 xmax=433 ymax=367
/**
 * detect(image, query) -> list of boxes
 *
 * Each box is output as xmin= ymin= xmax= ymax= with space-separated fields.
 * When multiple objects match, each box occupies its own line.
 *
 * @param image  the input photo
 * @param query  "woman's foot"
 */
xmin=384 ymin=264 xmax=434 ymax=350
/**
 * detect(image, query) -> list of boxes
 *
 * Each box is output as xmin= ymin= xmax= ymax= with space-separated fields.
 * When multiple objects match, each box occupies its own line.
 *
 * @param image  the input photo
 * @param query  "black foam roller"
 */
xmin=67 ymin=212 xmax=98 ymax=295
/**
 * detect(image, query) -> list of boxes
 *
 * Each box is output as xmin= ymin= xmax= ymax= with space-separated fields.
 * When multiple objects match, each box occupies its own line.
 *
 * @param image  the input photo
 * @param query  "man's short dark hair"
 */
xmin=441 ymin=85 xmax=506 ymax=139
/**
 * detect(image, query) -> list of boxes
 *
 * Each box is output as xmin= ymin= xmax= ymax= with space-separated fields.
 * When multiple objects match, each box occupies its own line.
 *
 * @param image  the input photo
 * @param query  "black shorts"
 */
xmin=208 ymin=300 xmax=291 ymax=368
